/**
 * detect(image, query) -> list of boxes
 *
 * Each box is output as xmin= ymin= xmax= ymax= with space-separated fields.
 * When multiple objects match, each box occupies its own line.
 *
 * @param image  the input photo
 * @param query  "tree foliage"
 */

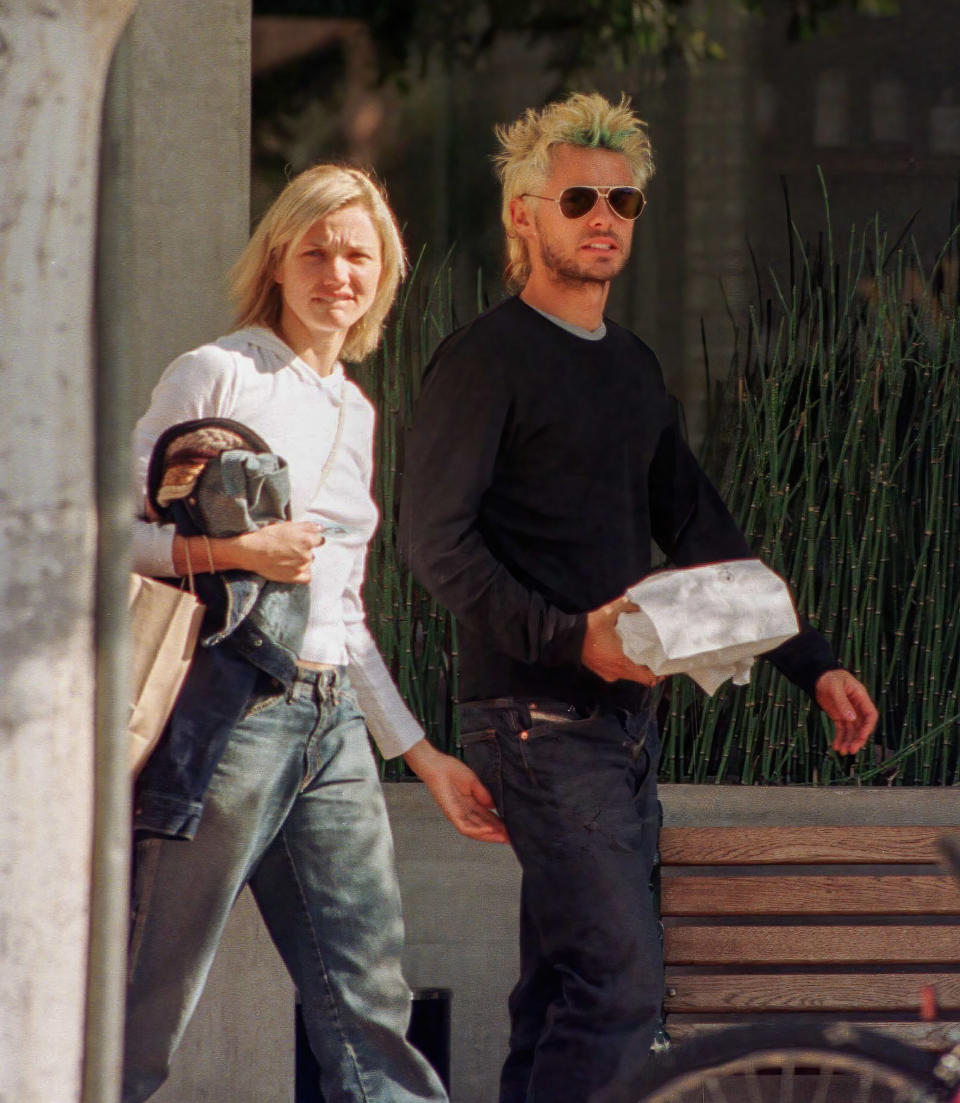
xmin=254 ymin=0 xmax=900 ymax=81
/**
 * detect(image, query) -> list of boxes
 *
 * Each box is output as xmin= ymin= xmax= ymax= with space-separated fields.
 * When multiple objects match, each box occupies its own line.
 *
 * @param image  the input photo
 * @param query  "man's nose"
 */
xmin=587 ymin=201 xmax=615 ymax=229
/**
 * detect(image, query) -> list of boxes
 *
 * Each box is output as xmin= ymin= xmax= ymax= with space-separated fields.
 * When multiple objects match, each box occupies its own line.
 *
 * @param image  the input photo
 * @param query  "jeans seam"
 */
xmin=127 ymin=839 xmax=162 ymax=974
xmin=277 ymin=824 xmax=372 ymax=1103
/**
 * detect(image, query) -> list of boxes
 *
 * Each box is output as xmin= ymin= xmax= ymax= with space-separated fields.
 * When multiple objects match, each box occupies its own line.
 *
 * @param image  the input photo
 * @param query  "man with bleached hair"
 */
xmin=401 ymin=92 xmax=877 ymax=1103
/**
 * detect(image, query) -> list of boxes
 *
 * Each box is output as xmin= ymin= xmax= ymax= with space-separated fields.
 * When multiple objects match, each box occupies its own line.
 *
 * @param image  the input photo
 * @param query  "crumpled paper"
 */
xmin=614 ymin=559 xmax=800 ymax=695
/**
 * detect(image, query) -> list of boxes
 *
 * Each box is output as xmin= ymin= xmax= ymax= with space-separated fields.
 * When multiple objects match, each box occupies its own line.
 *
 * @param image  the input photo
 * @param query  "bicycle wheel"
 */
xmin=600 ymin=1023 xmax=947 ymax=1103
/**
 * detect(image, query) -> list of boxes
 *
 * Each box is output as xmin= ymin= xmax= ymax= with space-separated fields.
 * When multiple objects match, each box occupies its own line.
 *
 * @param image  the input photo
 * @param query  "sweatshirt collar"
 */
xmin=241 ymin=326 xmax=346 ymax=401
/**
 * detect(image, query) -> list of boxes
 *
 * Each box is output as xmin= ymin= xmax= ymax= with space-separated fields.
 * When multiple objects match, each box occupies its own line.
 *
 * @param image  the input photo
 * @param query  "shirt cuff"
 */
xmin=132 ymin=519 xmax=177 ymax=578
xmin=762 ymin=624 xmax=842 ymax=698
xmin=555 ymin=612 xmax=588 ymax=669
xmin=346 ymin=629 xmax=426 ymax=758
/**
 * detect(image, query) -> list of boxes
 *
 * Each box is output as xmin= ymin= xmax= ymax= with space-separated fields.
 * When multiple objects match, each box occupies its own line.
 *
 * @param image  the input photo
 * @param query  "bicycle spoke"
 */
xmin=744 ymin=1067 xmax=765 ymax=1103
xmin=703 ymin=1072 xmax=728 ymax=1103
xmin=626 ymin=1027 xmax=941 ymax=1103
xmin=811 ymin=1065 xmax=834 ymax=1103
xmin=855 ymin=1068 xmax=877 ymax=1103
xmin=781 ymin=1060 xmax=796 ymax=1103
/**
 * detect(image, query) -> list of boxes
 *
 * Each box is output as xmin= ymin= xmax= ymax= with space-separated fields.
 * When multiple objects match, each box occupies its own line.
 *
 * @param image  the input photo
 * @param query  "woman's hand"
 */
xmin=402 ymin=739 xmax=510 ymax=844
xmin=173 ymin=523 xmax=326 ymax=582
xmin=231 ymin=522 xmax=326 ymax=583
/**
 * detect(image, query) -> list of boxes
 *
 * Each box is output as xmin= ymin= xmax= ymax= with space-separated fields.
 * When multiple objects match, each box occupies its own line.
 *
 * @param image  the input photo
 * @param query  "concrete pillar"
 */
xmin=0 ymin=5 xmax=135 ymax=1102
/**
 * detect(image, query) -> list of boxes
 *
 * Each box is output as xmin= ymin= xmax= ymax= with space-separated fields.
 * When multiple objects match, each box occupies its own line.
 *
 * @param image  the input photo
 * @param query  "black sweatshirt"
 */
xmin=400 ymin=296 xmax=840 ymax=713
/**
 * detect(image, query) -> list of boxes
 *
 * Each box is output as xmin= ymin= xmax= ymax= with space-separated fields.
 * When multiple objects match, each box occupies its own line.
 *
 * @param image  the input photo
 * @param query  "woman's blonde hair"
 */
xmin=493 ymin=92 xmax=655 ymax=292
xmin=230 ymin=163 xmax=407 ymax=362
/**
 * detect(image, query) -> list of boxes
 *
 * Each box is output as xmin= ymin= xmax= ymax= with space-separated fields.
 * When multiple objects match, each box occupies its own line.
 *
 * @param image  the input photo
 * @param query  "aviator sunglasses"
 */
xmin=521 ymin=184 xmax=646 ymax=221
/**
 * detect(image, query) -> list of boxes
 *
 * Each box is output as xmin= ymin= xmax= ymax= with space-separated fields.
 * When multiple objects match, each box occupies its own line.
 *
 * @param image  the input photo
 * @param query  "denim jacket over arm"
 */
xmin=135 ymin=418 xmax=310 ymax=841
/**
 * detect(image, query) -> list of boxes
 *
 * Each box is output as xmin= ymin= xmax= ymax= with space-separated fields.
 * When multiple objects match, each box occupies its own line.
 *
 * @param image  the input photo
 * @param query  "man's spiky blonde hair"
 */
xmin=493 ymin=92 xmax=655 ymax=292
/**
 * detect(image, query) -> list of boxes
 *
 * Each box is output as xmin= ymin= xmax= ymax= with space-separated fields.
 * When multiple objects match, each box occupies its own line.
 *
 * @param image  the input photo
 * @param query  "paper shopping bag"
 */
xmin=615 ymin=559 xmax=800 ymax=694
xmin=128 ymin=573 xmax=204 ymax=776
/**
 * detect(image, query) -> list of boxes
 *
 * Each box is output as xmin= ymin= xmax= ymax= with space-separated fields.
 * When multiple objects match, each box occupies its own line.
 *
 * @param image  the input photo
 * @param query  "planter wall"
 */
xmin=156 ymin=782 xmax=957 ymax=1102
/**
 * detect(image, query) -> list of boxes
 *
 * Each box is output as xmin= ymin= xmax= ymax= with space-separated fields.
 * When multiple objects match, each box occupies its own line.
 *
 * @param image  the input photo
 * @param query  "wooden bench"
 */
xmin=658 ymin=818 xmax=960 ymax=1050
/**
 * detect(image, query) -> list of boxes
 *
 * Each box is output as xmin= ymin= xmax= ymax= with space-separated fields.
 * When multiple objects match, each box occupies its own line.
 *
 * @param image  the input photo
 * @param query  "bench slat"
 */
xmin=664 ymin=924 xmax=960 ymax=964
xmin=664 ymin=973 xmax=960 ymax=1013
xmin=659 ymin=826 xmax=957 ymax=865
xmin=663 ymin=1020 xmax=960 ymax=1051
xmin=661 ymin=874 xmax=960 ymax=915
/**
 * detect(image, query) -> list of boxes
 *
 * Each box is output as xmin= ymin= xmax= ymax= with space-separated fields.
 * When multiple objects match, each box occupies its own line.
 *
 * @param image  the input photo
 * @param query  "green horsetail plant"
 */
xmin=660 ymin=175 xmax=960 ymax=785
xmin=358 ymin=189 xmax=959 ymax=787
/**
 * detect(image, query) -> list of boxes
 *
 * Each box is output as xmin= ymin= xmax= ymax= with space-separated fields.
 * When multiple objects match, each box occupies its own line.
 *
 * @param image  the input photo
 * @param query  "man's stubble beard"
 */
xmin=537 ymin=236 xmax=629 ymax=288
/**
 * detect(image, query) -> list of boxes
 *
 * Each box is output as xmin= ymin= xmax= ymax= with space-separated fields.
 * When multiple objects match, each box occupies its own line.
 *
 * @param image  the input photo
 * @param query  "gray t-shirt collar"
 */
xmin=528 ymin=304 xmax=607 ymax=341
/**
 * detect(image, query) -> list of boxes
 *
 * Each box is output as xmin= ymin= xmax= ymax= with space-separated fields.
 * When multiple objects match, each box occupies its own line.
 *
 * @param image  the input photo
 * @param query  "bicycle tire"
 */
xmin=598 ymin=1023 xmax=948 ymax=1103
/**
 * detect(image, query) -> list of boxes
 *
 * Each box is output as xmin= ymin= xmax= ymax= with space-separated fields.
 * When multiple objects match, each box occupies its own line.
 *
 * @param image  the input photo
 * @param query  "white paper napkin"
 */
xmin=614 ymin=560 xmax=800 ymax=694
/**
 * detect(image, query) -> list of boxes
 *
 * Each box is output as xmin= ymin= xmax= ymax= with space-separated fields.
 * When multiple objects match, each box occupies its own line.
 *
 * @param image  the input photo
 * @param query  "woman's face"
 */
xmin=274 ymin=202 xmax=383 ymax=350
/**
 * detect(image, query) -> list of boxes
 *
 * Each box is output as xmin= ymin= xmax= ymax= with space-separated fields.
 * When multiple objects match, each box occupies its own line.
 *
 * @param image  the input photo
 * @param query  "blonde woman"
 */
xmin=124 ymin=164 xmax=506 ymax=1103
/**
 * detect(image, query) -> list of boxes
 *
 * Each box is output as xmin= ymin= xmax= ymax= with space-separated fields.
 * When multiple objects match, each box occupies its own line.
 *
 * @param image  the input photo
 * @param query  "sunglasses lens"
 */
xmin=555 ymin=187 xmax=646 ymax=219
xmin=609 ymin=188 xmax=645 ymax=219
xmin=558 ymin=187 xmax=599 ymax=219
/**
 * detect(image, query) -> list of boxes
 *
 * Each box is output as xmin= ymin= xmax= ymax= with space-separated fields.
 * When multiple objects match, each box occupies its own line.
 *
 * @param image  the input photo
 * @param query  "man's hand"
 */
xmin=814 ymin=669 xmax=878 ymax=755
xmin=581 ymin=596 xmax=662 ymax=687
xmin=402 ymin=739 xmax=509 ymax=844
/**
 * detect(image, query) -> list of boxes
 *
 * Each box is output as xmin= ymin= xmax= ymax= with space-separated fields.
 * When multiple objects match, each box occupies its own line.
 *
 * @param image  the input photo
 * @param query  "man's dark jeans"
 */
xmin=459 ymin=697 xmax=663 ymax=1103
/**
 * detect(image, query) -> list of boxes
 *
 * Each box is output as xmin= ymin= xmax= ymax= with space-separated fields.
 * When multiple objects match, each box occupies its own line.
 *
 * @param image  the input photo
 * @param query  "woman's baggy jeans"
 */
xmin=460 ymin=698 xmax=663 ymax=1103
xmin=123 ymin=667 xmax=446 ymax=1103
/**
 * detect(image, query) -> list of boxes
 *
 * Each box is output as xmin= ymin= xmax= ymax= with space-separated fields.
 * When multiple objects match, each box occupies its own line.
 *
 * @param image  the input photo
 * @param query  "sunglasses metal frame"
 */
xmin=521 ymin=184 xmax=647 ymax=221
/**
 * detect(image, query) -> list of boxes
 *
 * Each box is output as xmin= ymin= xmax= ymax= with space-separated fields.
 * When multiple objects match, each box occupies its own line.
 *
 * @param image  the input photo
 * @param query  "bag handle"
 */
xmin=181 ymin=536 xmax=197 ymax=594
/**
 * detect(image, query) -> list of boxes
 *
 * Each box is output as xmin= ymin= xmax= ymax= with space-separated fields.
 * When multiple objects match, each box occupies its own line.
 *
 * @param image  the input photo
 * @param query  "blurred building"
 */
xmin=251 ymin=1 xmax=960 ymax=445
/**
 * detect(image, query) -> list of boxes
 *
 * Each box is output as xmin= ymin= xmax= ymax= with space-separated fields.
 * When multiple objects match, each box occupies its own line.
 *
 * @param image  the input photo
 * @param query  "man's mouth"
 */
xmin=583 ymin=241 xmax=617 ymax=251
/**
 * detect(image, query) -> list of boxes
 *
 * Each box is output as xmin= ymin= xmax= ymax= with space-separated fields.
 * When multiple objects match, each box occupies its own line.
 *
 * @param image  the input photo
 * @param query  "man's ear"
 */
xmin=509 ymin=195 xmax=536 ymax=240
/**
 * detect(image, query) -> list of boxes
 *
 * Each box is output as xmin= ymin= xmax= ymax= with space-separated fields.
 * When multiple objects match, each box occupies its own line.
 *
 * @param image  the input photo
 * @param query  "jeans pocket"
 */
xmin=337 ymin=684 xmax=363 ymax=723
xmin=459 ymin=727 xmax=496 ymax=747
xmin=241 ymin=669 xmax=287 ymax=720
xmin=242 ymin=687 xmax=286 ymax=720
xmin=461 ymin=734 xmax=503 ymax=814
xmin=525 ymin=702 xmax=591 ymax=739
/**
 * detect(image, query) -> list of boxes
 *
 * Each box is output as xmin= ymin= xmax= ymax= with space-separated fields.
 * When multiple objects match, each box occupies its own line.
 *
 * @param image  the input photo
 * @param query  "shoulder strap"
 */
xmin=309 ymin=393 xmax=346 ymax=505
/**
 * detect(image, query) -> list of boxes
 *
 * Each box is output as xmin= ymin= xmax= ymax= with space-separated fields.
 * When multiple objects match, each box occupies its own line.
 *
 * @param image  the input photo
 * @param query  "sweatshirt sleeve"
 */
xmin=648 ymin=418 xmax=840 ymax=697
xmin=400 ymin=339 xmax=586 ymax=668
xmin=343 ymin=505 xmax=425 ymax=759
xmin=344 ymin=616 xmax=426 ymax=759
xmin=130 ymin=345 xmax=239 ymax=577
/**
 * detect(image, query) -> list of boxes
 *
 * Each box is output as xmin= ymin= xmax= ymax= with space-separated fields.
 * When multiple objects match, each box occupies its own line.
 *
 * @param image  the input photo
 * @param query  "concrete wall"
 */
xmin=388 ymin=784 xmax=522 ymax=1103
xmin=99 ymin=0 xmax=252 ymax=421
xmin=162 ymin=782 xmax=959 ymax=1103
xmin=148 ymin=784 xmax=519 ymax=1103
xmin=152 ymin=891 xmax=294 ymax=1103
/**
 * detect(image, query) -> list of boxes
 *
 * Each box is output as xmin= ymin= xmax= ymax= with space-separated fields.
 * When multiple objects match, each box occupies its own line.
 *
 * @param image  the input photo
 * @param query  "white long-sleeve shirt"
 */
xmin=131 ymin=325 xmax=424 ymax=759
